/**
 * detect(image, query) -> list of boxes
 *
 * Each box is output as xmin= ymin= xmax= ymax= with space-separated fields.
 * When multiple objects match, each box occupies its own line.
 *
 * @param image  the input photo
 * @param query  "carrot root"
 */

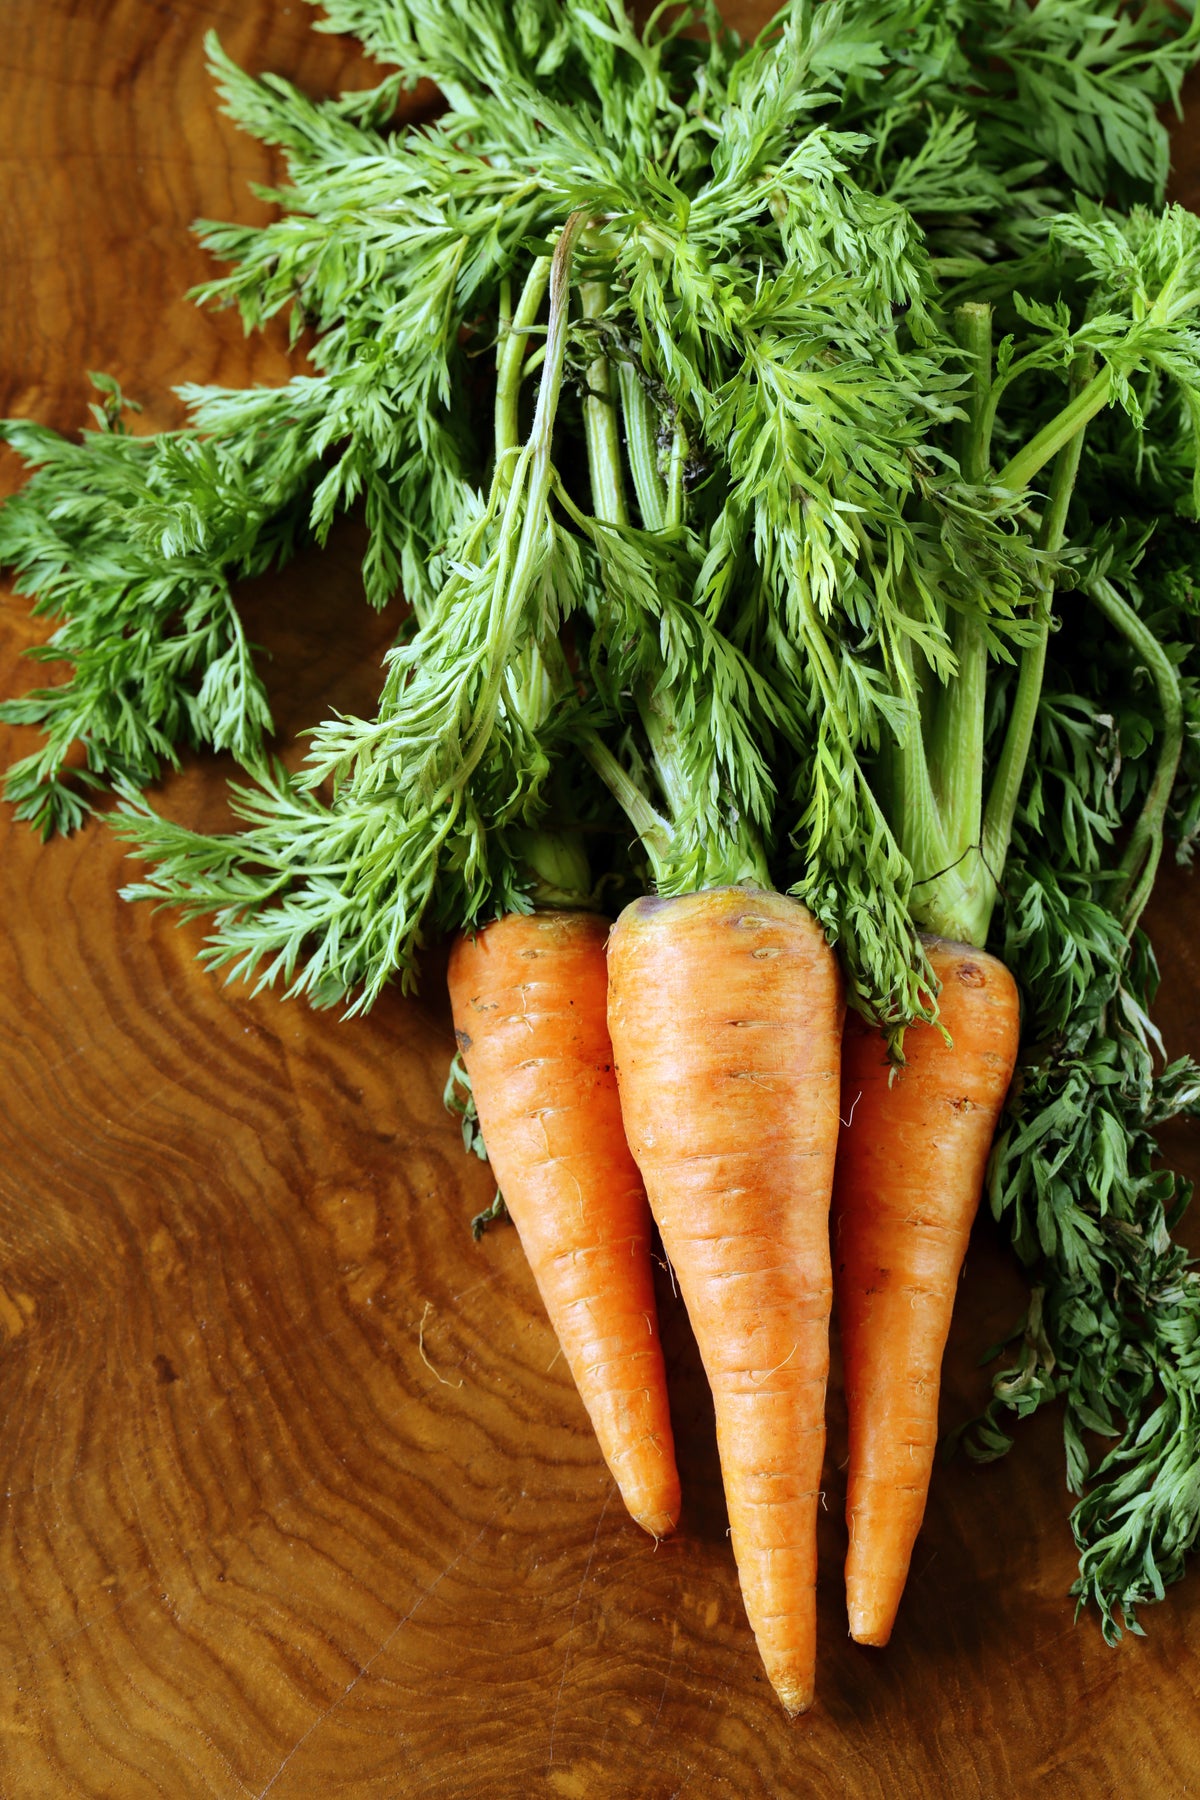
xmin=607 ymin=887 xmax=844 ymax=1713
xmin=835 ymin=937 xmax=1021 ymax=1646
xmin=448 ymin=910 xmax=679 ymax=1538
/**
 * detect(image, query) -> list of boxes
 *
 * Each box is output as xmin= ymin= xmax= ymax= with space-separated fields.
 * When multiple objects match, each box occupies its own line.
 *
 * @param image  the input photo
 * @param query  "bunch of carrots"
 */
xmin=450 ymin=860 xmax=1016 ymax=1712
xmin=442 ymin=222 xmax=1025 ymax=1711
xmin=6 ymin=0 xmax=1200 ymax=1717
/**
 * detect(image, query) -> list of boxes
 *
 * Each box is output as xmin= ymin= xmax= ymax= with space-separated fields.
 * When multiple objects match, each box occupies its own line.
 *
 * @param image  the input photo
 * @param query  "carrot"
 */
xmin=606 ymin=886 xmax=844 ymax=1716
xmin=834 ymin=937 xmax=1021 ymax=1646
xmin=447 ymin=908 xmax=680 ymax=1539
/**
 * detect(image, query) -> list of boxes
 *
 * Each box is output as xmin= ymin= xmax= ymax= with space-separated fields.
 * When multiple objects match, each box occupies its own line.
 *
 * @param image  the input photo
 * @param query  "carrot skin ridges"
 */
xmin=447 ymin=910 xmax=680 ymax=1539
xmin=834 ymin=938 xmax=1021 ymax=1647
xmin=607 ymin=888 xmax=845 ymax=1716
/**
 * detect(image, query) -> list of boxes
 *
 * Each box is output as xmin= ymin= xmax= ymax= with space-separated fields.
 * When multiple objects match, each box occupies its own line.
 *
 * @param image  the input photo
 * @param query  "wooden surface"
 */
xmin=3 ymin=5 xmax=1200 ymax=1795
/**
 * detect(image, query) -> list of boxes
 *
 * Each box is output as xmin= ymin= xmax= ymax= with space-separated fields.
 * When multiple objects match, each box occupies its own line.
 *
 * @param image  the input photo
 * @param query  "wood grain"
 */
xmin=2 ymin=5 xmax=1200 ymax=1795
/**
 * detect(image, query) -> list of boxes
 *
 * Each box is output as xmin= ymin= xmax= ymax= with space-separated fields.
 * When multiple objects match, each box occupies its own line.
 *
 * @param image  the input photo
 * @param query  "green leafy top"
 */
xmin=6 ymin=0 xmax=1197 ymax=833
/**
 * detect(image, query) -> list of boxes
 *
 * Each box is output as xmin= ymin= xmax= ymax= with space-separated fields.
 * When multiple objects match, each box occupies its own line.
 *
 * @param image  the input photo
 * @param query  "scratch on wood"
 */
xmin=253 ymin=1507 xmax=500 ymax=1798
xmin=650 ymin=1626 xmax=679 ymax=1731
xmin=547 ymin=1484 xmax=612 ymax=1769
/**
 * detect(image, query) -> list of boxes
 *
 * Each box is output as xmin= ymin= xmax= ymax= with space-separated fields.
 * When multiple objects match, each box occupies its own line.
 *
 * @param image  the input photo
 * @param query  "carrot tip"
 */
xmin=632 ymin=1506 xmax=678 ymax=1541
xmin=773 ymin=1676 xmax=815 ymax=1718
xmin=847 ymin=1607 xmax=895 ymax=1648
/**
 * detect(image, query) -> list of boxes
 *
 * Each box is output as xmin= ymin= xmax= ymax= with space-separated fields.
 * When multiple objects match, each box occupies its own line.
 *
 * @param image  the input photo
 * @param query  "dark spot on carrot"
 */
xmin=956 ymin=963 xmax=986 ymax=988
xmin=455 ymin=1028 xmax=473 ymax=1051
xmin=951 ymin=1095 xmax=975 ymax=1112
xmin=153 ymin=1354 xmax=178 ymax=1385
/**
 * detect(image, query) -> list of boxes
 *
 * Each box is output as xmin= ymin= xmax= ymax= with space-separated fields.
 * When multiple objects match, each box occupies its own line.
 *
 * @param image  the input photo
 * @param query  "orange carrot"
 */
xmin=607 ymin=887 xmax=844 ymax=1715
xmin=834 ymin=937 xmax=1021 ymax=1646
xmin=448 ymin=909 xmax=680 ymax=1539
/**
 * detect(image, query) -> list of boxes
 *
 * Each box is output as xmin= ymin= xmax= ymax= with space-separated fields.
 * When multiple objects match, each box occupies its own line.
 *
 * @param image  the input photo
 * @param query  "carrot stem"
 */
xmin=1087 ymin=575 xmax=1185 ymax=935
xmin=928 ymin=305 xmax=993 ymax=848
xmin=495 ymin=257 xmax=551 ymax=463
xmin=996 ymin=364 xmax=1112 ymax=494
xmin=429 ymin=213 xmax=587 ymax=806
xmin=579 ymin=277 xmax=630 ymax=528
xmin=978 ymin=386 xmax=1089 ymax=925
xmin=618 ymin=361 xmax=668 ymax=532
xmin=574 ymin=288 xmax=770 ymax=892
xmin=484 ymin=243 xmax=599 ymax=905
xmin=580 ymin=729 xmax=673 ymax=877
xmin=905 ymin=356 xmax=1091 ymax=947
xmin=507 ymin=826 xmax=594 ymax=907
xmin=882 ymin=308 xmax=1003 ymax=950
xmin=665 ymin=415 xmax=687 ymax=528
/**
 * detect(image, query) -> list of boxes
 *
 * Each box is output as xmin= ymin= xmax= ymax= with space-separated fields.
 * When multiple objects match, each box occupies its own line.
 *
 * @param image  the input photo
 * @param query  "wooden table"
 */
xmin=3 ymin=5 xmax=1199 ymax=1794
